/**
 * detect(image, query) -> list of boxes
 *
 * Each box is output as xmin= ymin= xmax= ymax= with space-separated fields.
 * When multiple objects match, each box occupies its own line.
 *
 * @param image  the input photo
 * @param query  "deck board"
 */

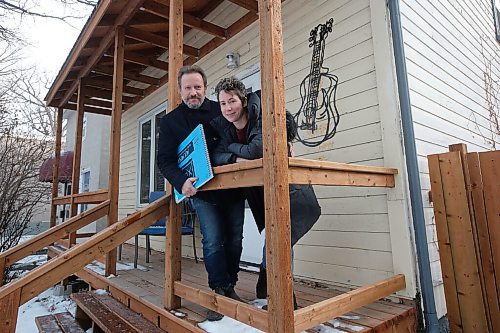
xmin=92 ymin=244 xmax=416 ymax=332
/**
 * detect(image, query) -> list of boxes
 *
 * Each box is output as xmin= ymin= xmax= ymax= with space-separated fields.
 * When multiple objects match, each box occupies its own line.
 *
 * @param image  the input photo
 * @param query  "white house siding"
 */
xmin=118 ymin=0 xmax=417 ymax=296
xmin=400 ymin=0 xmax=500 ymax=317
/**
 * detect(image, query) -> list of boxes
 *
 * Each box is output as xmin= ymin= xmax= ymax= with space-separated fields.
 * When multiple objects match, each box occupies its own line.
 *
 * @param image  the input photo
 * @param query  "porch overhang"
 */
xmin=45 ymin=0 xmax=259 ymax=112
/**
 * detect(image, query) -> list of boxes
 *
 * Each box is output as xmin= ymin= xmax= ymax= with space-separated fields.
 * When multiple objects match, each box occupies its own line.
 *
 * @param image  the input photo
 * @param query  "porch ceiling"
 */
xmin=45 ymin=0 xmax=259 ymax=112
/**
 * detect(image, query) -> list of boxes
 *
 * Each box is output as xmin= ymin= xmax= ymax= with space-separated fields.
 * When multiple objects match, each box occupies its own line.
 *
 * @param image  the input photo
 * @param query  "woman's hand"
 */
xmin=235 ymin=157 xmax=249 ymax=163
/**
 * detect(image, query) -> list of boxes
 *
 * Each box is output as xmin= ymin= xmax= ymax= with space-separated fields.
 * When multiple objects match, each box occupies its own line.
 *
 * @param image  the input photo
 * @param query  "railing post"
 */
xmin=105 ymin=25 xmax=125 ymax=277
xmin=50 ymin=107 xmax=64 ymax=229
xmin=164 ymin=0 xmax=183 ymax=310
xmin=258 ymin=0 xmax=294 ymax=332
xmin=0 ymin=257 xmax=6 ymax=287
xmin=0 ymin=288 xmax=21 ymax=333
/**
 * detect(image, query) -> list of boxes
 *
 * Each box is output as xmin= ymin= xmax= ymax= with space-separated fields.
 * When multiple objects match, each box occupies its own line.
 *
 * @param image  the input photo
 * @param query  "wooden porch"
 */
xmin=73 ymin=243 xmax=417 ymax=332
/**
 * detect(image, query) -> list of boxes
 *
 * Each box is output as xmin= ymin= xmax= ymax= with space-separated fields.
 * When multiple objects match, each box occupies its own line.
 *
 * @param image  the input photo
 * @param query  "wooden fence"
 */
xmin=428 ymin=144 xmax=499 ymax=333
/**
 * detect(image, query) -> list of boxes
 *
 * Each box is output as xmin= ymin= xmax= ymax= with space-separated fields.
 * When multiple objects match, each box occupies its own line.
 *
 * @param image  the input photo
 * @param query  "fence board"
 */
xmin=476 ymin=151 xmax=500 ymax=331
xmin=427 ymin=154 xmax=462 ymax=332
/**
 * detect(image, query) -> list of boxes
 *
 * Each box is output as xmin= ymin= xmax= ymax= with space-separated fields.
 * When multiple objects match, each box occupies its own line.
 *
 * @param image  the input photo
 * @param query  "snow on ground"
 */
xmin=85 ymin=260 xmax=148 ymax=275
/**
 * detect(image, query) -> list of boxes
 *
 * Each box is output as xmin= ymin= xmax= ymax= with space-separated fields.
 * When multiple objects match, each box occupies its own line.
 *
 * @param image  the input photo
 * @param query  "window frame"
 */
xmin=136 ymin=101 xmax=168 ymax=207
xmin=494 ymin=0 xmax=500 ymax=42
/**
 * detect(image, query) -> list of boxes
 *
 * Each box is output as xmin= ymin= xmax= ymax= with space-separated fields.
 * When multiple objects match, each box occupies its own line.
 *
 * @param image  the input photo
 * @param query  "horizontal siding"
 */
xmin=118 ymin=0 xmax=399 ymax=290
xmin=401 ymin=0 xmax=500 ymax=318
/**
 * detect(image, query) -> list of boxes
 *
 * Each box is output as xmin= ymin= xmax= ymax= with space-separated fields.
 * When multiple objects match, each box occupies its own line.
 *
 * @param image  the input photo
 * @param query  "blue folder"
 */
xmin=174 ymin=124 xmax=214 ymax=203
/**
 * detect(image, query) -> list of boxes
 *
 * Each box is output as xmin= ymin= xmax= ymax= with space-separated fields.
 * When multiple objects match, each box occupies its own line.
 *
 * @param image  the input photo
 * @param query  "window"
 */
xmin=137 ymin=102 xmax=167 ymax=205
xmin=494 ymin=0 xmax=500 ymax=42
xmin=79 ymin=169 xmax=90 ymax=213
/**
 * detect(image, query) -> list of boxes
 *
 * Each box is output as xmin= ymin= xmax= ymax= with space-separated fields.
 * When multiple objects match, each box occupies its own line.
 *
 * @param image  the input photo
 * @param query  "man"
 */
xmin=157 ymin=65 xmax=245 ymax=321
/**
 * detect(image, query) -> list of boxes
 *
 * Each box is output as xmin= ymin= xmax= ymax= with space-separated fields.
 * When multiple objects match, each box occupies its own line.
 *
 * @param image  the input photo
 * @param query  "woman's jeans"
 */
xmin=191 ymin=197 xmax=245 ymax=289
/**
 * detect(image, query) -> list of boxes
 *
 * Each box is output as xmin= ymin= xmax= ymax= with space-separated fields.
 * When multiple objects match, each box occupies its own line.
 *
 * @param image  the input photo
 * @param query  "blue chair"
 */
xmin=133 ymin=191 xmax=198 ymax=268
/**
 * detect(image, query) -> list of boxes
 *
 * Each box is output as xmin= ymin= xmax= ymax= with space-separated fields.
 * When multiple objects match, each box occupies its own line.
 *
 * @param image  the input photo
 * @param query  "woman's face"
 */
xmin=219 ymin=90 xmax=247 ymax=125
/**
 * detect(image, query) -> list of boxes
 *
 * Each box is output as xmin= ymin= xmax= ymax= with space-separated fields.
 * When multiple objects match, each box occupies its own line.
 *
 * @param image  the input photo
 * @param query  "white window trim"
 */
xmin=78 ymin=167 xmax=91 ymax=213
xmin=136 ymin=101 xmax=168 ymax=207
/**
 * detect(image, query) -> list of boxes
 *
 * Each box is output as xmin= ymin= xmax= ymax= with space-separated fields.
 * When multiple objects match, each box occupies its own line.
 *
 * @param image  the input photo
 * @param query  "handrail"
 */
xmin=52 ymin=189 xmax=109 ymax=205
xmin=0 ymin=200 xmax=110 ymax=285
xmin=0 ymin=194 xmax=169 ymax=307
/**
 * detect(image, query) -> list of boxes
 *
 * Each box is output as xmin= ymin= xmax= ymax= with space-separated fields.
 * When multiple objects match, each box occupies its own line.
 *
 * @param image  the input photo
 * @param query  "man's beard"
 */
xmin=183 ymin=95 xmax=205 ymax=109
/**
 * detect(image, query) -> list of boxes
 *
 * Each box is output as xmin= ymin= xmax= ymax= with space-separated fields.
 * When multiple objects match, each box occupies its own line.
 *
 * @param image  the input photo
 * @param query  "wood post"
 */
xmin=164 ymin=0 xmax=183 ymax=310
xmin=0 ymin=288 xmax=21 ymax=333
xmin=0 ymin=257 xmax=5 ymax=287
xmin=50 ymin=107 xmax=64 ymax=228
xmin=105 ymin=26 xmax=125 ymax=277
xmin=70 ymin=80 xmax=85 ymax=247
xmin=258 ymin=0 xmax=294 ymax=332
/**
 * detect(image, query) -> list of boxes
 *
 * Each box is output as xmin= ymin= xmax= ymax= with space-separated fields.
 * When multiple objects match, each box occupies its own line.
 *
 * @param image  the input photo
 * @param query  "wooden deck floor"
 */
xmin=93 ymin=244 xmax=417 ymax=332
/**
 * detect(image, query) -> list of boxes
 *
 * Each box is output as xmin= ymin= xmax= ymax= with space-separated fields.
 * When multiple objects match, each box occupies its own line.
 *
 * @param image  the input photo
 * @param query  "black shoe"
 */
xmin=262 ymin=293 xmax=298 ymax=310
xmin=256 ymin=265 xmax=267 ymax=299
xmin=207 ymin=287 xmax=225 ymax=321
xmin=224 ymin=286 xmax=243 ymax=302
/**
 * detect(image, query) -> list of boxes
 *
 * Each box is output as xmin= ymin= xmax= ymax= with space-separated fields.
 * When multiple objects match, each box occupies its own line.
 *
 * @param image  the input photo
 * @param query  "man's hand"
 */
xmin=181 ymin=177 xmax=198 ymax=197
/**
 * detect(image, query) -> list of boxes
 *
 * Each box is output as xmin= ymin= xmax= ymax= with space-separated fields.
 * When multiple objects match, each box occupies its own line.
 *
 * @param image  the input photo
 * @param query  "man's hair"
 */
xmin=177 ymin=65 xmax=208 ymax=87
xmin=215 ymin=77 xmax=247 ymax=103
xmin=285 ymin=110 xmax=298 ymax=142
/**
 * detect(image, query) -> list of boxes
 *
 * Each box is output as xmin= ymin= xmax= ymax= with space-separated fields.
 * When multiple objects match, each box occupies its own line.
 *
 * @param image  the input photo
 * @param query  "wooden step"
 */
xmin=35 ymin=311 xmax=85 ymax=333
xmin=71 ymin=291 xmax=165 ymax=333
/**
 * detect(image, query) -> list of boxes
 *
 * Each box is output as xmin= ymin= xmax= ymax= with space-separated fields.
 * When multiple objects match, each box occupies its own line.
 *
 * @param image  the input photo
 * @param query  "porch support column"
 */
xmin=258 ymin=0 xmax=294 ymax=332
xmin=105 ymin=26 xmax=125 ymax=277
xmin=165 ymin=0 xmax=183 ymax=310
xmin=69 ymin=81 xmax=86 ymax=247
xmin=50 ymin=107 xmax=64 ymax=228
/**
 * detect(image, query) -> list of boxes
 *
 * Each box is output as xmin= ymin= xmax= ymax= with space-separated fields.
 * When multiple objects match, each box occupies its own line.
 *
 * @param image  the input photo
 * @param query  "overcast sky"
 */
xmin=14 ymin=2 xmax=94 ymax=77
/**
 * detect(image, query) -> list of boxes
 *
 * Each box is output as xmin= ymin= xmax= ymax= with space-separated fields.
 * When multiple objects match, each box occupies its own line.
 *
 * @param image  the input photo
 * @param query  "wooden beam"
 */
xmin=86 ymin=77 xmax=144 ymax=96
xmin=105 ymin=26 xmax=125 ymax=277
xmin=52 ymin=190 xmax=107 ymax=206
xmin=64 ymin=103 xmax=112 ymax=116
xmin=70 ymin=81 xmax=85 ymax=246
xmin=93 ymin=65 xmax=160 ymax=86
xmin=122 ymin=51 xmax=169 ymax=71
xmin=288 ymin=167 xmax=395 ymax=187
xmin=56 ymin=0 xmax=145 ymax=108
xmin=125 ymin=26 xmax=199 ymax=57
xmin=0 ymin=288 xmax=20 ymax=333
xmin=288 ymin=157 xmax=398 ymax=174
xmin=227 ymin=0 xmax=259 ymax=13
xmin=174 ymin=281 xmax=268 ymax=331
xmin=84 ymin=87 xmax=135 ymax=104
xmin=164 ymin=0 xmax=183 ymax=311
xmin=293 ymin=275 xmax=406 ymax=332
xmin=142 ymin=0 xmax=226 ymax=39
xmin=45 ymin=0 xmax=113 ymax=105
xmin=50 ymin=108 xmax=64 ymax=228
xmin=0 ymin=196 xmax=169 ymax=306
xmin=258 ymin=0 xmax=293 ymax=332
xmin=0 ymin=201 xmax=109 ymax=269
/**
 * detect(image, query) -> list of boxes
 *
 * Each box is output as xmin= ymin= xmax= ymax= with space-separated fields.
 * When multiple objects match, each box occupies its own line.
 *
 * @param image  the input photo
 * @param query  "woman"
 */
xmin=210 ymin=77 xmax=321 ymax=308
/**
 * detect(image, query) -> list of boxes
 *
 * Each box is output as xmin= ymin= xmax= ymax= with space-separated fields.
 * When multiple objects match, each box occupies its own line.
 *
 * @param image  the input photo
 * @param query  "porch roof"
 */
xmin=44 ymin=0 xmax=259 ymax=111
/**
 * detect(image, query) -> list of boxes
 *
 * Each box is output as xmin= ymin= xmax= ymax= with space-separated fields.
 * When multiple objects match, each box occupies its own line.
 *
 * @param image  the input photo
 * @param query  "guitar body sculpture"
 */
xmin=295 ymin=18 xmax=340 ymax=147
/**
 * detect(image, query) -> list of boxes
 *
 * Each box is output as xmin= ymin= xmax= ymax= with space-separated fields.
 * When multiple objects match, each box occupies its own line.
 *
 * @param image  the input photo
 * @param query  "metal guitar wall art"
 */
xmin=294 ymin=18 xmax=340 ymax=147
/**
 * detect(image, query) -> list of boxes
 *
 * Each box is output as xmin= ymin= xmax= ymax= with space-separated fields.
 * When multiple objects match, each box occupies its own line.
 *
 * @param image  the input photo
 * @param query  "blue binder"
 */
xmin=174 ymin=124 xmax=214 ymax=203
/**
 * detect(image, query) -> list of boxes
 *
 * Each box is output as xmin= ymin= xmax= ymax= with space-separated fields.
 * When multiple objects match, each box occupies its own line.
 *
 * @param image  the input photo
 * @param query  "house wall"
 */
xmin=400 ymin=0 xmax=500 ymax=318
xmin=63 ymin=110 xmax=111 ymax=232
xmin=118 ymin=0 xmax=417 ymax=297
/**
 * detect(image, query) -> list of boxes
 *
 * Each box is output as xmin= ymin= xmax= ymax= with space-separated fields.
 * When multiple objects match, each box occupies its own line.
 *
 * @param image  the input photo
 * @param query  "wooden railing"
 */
xmin=52 ymin=189 xmax=109 ymax=205
xmin=0 ymin=194 xmax=170 ymax=333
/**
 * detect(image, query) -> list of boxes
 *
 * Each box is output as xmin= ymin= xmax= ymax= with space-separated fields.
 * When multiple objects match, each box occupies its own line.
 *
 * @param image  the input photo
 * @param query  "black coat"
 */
xmin=157 ymin=98 xmax=239 ymax=203
xmin=210 ymin=92 xmax=321 ymax=241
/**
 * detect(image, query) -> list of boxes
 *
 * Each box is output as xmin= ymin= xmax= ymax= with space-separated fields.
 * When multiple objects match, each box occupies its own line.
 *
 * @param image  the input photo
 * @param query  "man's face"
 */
xmin=180 ymin=72 xmax=206 ymax=109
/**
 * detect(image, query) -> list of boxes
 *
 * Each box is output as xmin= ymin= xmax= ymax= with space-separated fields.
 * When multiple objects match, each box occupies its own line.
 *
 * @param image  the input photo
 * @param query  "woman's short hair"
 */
xmin=215 ymin=77 xmax=247 ymax=102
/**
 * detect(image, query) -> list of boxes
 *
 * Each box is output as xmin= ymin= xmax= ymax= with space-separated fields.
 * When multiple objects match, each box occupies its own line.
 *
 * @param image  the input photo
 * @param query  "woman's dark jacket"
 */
xmin=210 ymin=92 xmax=321 ymax=245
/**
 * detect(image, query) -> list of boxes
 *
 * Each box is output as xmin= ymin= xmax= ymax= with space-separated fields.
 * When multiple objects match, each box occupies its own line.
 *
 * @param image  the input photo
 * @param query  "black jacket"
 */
xmin=157 ymin=98 xmax=238 ymax=203
xmin=210 ymin=92 xmax=321 ymax=240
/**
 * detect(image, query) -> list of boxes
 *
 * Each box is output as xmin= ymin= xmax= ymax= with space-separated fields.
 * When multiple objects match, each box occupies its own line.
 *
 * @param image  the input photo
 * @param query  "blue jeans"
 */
xmin=191 ymin=197 xmax=245 ymax=289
